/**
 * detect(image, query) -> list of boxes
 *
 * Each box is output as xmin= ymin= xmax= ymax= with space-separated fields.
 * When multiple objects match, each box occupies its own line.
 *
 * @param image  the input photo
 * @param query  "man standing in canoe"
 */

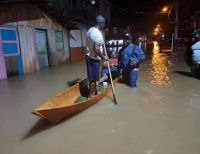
xmin=85 ymin=15 xmax=108 ymax=97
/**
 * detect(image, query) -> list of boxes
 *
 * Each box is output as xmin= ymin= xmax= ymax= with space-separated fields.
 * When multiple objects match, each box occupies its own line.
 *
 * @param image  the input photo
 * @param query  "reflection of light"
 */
xmin=150 ymin=41 xmax=172 ymax=86
xmin=153 ymin=41 xmax=159 ymax=53
xmin=154 ymin=41 xmax=158 ymax=45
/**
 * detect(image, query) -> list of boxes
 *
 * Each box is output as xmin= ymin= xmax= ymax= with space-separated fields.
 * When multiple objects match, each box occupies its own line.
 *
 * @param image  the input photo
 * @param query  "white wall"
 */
xmin=69 ymin=30 xmax=82 ymax=47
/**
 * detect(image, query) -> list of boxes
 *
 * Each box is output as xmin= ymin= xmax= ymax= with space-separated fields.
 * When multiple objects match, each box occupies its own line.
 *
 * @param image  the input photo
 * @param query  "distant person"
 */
xmin=116 ymin=40 xmax=119 ymax=52
xmin=118 ymin=33 xmax=145 ymax=87
xmin=159 ymin=37 xmax=164 ymax=53
xmin=191 ymin=33 xmax=200 ymax=78
xmin=85 ymin=15 xmax=108 ymax=97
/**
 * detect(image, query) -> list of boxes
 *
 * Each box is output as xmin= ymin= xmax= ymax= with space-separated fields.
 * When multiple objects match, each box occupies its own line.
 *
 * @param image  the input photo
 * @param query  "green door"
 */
xmin=36 ymin=29 xmax=49 ymax=69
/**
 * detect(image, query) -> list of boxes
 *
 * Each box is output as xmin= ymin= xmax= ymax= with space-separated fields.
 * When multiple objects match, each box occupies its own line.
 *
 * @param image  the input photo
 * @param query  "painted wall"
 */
xmin=80 ymin=27 xmax=87 ymax=47
xmin=18 ymin=26 xmax=39 ymax=72
xmin=47 ymin=29 xmax=69 ymax=65
xmin=76 ymin=23 xmax=87 ymax=47
xmin=68 ymin=23 xmax=88 ymax=62
xmin=0 ymin=53 xmax=7 ymax=80
xmin=69 ymin=29 xmax=84 ymax=62
xmin=0 ymin=3 xmax=70 ymax=74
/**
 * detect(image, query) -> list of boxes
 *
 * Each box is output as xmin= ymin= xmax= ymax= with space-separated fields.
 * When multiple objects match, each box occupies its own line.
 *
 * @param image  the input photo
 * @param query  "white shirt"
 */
xmin=191 ymin=41 xmax=200 ymax=64
xmin=86 ymin=27 xmax=104 ymax=59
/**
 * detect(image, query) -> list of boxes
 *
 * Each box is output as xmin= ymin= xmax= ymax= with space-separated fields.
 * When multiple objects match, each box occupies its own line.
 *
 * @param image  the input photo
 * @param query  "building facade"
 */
xmin=0 ymin=3 xmax=71 ymax=80
xmin=179 ymin=0 xmax=200 ymax=40
xmin=0 ymin=0 xmax=111 ymax=80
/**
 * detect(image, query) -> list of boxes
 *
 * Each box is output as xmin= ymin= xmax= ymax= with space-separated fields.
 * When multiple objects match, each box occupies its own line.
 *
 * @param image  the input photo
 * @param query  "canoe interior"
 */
xmin=37 ymin=84 xmax=81 ymax=110
xmin=32 ymin=77 xmax=118 ymax=123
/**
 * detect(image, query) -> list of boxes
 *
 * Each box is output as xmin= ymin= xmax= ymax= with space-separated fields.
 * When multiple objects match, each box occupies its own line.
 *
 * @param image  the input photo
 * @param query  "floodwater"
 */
xmin=0 ymin=42 xmax=200 ymax=154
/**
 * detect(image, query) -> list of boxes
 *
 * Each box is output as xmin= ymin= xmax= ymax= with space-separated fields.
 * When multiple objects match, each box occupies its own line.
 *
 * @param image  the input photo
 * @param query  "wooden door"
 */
xmin=36 ymin=29 xmax=49 ymax=69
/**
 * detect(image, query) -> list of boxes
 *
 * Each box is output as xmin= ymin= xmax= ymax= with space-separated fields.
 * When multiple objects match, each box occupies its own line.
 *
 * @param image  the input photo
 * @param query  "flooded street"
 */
xmin=0 ymin=43 xmax=200 ymax=154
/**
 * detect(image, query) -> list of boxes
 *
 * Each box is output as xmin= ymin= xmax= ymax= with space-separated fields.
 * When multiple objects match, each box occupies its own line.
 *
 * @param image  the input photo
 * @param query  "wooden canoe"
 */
xmin=32 ymin=77 xmax=118 ymax=124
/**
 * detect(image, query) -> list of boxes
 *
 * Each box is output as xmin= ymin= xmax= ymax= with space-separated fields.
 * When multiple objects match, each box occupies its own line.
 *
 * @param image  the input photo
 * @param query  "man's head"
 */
xmin=96 ymin=15 xmax=105 ymax=29
xmin=195 ymin=33 xmax=200 ymax=41
xmin=124 ymin=33 xmax=132 ymax=45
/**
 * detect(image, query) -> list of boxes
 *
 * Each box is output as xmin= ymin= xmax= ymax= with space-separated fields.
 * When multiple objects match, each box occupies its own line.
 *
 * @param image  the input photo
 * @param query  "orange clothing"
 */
xmin=109 ymin=58 xmax=118 ymax=66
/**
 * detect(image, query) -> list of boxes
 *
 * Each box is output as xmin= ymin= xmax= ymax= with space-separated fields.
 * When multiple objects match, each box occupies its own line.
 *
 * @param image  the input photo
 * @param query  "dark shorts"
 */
xmin=102 ymin=67 xmax=119 ymax=82
xmin=85 ymin=55 xmax=100 ymax=82
xmin=102 ymin=67 xmax=118 ymax=76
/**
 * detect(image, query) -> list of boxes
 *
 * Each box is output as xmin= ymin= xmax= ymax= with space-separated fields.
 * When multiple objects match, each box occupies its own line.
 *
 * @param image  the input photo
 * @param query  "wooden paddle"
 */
xmin=103 ymin=43 xmax=118 ymax=105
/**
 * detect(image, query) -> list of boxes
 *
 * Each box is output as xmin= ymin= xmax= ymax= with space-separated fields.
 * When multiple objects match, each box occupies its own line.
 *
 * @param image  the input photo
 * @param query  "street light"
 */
xmin=160 ymin=5 xmax=176 ymax=51
xmin=90 ymin=0 xmax=95 ymax=5
xmin=162 ymin=6 xmax=169 ymax=13
xmin=154 ymin=25 xmax=161 ymax=35
xmin=155 ymin=27 xmax=159 ymax=32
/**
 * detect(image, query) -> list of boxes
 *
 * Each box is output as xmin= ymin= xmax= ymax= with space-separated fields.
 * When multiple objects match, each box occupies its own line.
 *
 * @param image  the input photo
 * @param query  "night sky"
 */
xmin=109 ymin=0 xmax=174 ymax=33
xmin=110 ymin=0 xmax=173 ymax=12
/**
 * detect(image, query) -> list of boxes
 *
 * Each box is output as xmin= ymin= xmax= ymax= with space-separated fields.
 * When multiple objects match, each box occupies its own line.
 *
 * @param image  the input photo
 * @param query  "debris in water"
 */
xmin=111 ymin=130 xmax=116 ymax=133
xmin=117 ymin=122 xmax=121 ymax=125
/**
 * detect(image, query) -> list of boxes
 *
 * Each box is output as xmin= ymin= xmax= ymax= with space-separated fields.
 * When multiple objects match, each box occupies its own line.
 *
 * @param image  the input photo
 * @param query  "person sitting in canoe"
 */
xmin=99 ymin=51 xmax=119 ymax=83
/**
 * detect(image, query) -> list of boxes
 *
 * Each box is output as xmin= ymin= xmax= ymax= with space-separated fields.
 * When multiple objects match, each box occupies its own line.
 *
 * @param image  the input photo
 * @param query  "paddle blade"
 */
xmin=113 ymin=93 xmax=118 ymax=105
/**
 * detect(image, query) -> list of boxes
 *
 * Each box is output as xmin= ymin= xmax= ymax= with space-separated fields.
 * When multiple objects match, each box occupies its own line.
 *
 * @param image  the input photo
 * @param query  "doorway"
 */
xmin=35 ymin=29 xmax=49 ymax=69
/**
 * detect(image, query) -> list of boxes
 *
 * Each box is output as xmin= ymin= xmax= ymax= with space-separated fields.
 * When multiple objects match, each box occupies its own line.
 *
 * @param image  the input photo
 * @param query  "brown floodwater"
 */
xmin=0 ymin=43 xmax=200 ymax=154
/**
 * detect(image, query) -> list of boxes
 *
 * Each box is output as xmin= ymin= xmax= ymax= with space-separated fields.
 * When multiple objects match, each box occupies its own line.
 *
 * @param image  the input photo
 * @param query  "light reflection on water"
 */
xmin=148 ymin=41 xmax=173 ymax=87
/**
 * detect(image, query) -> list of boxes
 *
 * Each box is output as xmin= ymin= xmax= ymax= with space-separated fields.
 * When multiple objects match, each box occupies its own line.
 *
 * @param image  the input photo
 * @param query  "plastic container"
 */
xmin=102 ymin=82 xmax=108 ymax=89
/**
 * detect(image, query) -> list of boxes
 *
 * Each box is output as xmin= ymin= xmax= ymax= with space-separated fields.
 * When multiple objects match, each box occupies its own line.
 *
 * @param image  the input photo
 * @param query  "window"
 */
xmin=0 ymin=27 xmax=19 ymax=56
xmin=55 ymin=31 xmax=64 ymax=51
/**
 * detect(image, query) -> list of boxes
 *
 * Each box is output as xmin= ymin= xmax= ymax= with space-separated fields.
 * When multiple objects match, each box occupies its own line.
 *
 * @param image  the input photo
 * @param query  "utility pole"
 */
xmin=174 ymin=0 xmax=179 ymax=50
